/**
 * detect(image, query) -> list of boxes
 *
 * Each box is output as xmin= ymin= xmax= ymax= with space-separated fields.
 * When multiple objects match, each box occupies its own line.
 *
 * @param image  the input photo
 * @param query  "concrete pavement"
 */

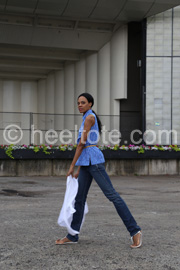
xmin=0 ymin=175 xmax=180 ymax=270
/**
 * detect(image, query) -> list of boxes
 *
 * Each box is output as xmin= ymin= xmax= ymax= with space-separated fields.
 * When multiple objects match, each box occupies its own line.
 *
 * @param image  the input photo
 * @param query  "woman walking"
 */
xmin=55 ymin=93 xmax=142 ymax=248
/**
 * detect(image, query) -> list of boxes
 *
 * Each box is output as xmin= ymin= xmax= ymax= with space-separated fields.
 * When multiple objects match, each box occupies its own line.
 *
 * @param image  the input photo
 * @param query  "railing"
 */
xmin=0 ymin=112 xmax=120 ymax=145
xmin=0 ymin=112 xmax=178 ymax=145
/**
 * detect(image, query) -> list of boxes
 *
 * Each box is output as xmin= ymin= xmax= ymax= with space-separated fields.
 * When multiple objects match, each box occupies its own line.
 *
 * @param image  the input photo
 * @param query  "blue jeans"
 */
xmin=67 ymin=163 xmax=141 ymax=242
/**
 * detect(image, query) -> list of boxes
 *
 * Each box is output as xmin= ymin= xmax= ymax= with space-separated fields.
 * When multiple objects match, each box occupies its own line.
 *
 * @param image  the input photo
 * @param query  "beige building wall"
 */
xmin=0 ymin=26 xmax=127 ymax=145
xmin=146 ymin=6 xmax=180 ymax=145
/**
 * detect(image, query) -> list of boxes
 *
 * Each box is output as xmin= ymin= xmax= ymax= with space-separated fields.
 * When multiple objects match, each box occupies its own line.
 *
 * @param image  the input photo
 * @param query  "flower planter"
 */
xmin=0 ymin=148 xmax=180 ymax=160
xmin=0 ymin=149 xmax=9 ymax=159
xmin=0 ymin=149 xmax=76 ymax=159
xmin=102 ymin=149 xmax=180 ymax=159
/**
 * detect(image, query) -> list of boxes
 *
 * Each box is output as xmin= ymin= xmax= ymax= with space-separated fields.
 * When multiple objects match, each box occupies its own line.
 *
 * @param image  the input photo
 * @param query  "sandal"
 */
xmin=130 ymin=231 xmax=142 ymax=248
xmin=55 ymin=237 xmax=78 ymax=245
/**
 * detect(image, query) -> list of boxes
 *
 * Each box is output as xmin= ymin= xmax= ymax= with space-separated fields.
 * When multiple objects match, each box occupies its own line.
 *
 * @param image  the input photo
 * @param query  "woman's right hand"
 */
xmin=74 ymin=172 xmax=79 ymax=179
xmin=67 ymin=164 xmax=74 ymax=177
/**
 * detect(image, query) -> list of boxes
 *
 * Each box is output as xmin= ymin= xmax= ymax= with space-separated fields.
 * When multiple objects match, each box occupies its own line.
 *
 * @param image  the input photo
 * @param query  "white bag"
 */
xmin=57 ymin=175 xmax=88 ymax=236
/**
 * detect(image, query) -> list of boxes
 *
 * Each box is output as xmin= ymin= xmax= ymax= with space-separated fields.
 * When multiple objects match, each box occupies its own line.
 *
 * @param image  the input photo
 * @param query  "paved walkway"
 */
xmin=0 ymin=175 xmax=180 ymax=270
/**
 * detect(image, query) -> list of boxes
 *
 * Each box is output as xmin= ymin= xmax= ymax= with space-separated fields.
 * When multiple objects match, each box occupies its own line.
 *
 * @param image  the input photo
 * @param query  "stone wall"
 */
xmin=0 ymin=159 xmax=179 ymax=176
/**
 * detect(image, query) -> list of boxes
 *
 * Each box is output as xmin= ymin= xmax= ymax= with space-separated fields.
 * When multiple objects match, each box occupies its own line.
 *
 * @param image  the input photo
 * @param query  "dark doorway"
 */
xmin=120 ymin=21 xmax=146 ymax=145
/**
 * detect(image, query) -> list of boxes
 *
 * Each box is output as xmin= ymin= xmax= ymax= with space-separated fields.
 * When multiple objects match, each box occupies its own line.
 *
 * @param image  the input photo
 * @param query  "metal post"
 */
xmin=171 ymin=8 xmax=174 ymax=145
xmin=141 ymin=19 xmax=147 ymax=145
xmin=29 ymin=112 xmax=33 ymax=145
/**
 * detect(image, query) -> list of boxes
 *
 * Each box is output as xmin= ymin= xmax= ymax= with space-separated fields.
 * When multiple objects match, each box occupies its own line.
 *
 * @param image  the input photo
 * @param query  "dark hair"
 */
xmin=78 ymin=93 xmax=102 ymax=134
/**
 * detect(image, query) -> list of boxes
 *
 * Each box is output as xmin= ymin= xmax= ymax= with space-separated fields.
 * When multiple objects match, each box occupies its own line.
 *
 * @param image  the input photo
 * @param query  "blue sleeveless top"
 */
xmin=75 ymin=109 xmax=105 ymax=166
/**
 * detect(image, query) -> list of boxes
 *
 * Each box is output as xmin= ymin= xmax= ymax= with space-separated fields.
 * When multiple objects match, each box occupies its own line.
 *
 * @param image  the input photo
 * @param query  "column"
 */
xmin=0 ymin=80 xmax=3 ymax=144
xmin=37 ymin=79 xmax=46 ymax=144
xmin=98 ymin=43 xmax=111 ymax=145
xmin=3 ymin=81 xmax=21 ymax=144
xmin=54 ymin=70 xmax=65 ymax=144
xmin=110 ymin=26 xmax=128 ymax=133
xmin=37 ymin=79 xmax=46 ymax=113
xmin=86 ymin=53 xmax=98 ymax=112
xmin=21 ymin=81 xmax=37 ymax=145
xmin=64 ymin=63 xmax=75 ymax=144
xmin=75 ymin=57 xmax=86 ymax=135
xmin=45 ymin=73 xmax=55 ymax=144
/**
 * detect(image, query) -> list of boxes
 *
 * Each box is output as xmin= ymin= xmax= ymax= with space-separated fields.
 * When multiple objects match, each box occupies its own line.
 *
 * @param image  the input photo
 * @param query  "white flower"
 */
xmin=151 ymin=147 xmax=158 ymax=150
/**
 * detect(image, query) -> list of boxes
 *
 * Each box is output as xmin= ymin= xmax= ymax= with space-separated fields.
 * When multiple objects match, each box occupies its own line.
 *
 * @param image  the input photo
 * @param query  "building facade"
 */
xmin=0 ymin=1 xmax=180 ymax=145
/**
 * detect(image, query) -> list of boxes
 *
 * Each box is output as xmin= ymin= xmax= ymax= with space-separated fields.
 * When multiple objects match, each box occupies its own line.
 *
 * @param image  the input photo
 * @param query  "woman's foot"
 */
xmin=130 ymin=231 xmax=142 ymax=248
xmin=55 ymin=237 xmax=78 ymax=245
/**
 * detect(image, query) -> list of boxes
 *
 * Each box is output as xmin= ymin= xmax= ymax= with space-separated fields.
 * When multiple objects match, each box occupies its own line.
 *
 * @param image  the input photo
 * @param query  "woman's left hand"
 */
xmin=67 ymin=164 xmax=74 ymax=177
